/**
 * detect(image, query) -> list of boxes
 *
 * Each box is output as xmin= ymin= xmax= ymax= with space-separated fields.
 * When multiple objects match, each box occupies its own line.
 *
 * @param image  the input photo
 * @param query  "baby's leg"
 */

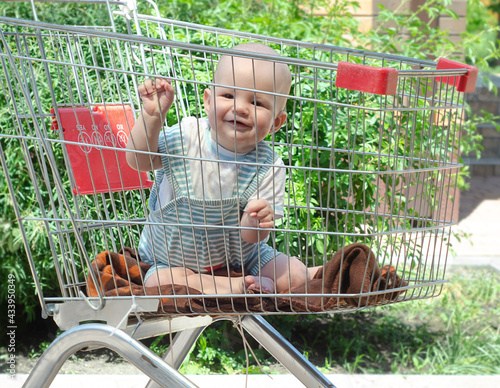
xmin=260 ymin=254 xmax=323 ymax=293
xmin=144 ymin=266 xmax=247 ymax=295
xmin=144 ymin=267 xmax=195 ymax=289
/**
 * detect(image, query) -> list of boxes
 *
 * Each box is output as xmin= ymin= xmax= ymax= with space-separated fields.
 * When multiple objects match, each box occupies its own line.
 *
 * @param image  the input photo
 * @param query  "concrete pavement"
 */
xmin=449 ymin=176 xmax=500 ymax=271
xmin=3 ymin=373 xmax=500 ymax=388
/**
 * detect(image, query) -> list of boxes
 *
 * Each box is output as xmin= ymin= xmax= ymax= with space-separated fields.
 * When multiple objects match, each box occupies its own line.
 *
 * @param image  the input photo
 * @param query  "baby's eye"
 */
xmin=252 ymin=100 xmax=263 ymax=107
xmin=222 ymin=93 xmax=234 ymax=99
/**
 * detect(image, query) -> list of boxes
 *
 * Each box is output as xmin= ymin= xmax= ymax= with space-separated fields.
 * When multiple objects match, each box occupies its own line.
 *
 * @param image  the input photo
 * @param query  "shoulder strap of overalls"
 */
xmin=157 ymin=119 xmax=194 ymax=197
xmin=238 ymin=142 xmax=279 ymax=202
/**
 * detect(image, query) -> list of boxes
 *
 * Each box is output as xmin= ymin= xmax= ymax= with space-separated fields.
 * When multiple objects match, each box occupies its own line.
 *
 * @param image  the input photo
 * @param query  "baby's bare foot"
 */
xmin=243 ymin=275 xmax=274 ymax=293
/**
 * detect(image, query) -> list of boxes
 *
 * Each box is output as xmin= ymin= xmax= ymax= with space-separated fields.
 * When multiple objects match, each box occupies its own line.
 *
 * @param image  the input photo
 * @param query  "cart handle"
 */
xmin=335 ymin=61 xmax=399 ymax=95
xmin=436 ymin=58 xmax=478 ymax=93
xmin=336 ymin=58 xmax=478 ymax=95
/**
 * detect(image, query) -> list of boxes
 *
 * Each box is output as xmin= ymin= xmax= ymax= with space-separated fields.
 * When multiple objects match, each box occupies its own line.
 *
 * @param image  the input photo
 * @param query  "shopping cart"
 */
xmin=0 ymin=1 xmax=477 ymax=387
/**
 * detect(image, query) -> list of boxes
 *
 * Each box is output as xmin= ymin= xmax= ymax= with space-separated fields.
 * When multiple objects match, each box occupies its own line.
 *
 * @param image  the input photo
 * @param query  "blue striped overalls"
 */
xmin=138 ymin=119 xmax=280 ymax=277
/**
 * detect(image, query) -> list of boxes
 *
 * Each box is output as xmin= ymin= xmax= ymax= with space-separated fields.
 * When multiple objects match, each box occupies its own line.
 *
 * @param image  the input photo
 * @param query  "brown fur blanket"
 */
xmin=87 ymin=243 xmax=407 ymax=314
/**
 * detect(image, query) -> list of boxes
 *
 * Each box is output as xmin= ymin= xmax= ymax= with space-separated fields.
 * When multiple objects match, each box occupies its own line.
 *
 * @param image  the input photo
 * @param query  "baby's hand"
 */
xmin=138 ymin=78 xmax=175 ymax=118
xmin=245 ymin=199 xmax=275 ymax=229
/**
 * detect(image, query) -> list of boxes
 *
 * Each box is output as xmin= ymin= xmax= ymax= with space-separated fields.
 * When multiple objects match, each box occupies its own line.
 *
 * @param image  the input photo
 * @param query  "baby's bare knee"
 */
xmin=144 ymin=273 xmax=161 ymax=288
xmin=288 ymin=257 xmax=307 ymax=287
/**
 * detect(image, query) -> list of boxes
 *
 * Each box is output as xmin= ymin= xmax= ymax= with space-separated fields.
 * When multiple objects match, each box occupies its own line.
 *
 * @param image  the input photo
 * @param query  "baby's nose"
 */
xmin=234 ymin=100 xmax=250 ymax=115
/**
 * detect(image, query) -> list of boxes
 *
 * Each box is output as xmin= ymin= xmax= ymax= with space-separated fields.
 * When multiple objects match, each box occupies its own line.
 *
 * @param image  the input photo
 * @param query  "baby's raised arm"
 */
xmin=126 ymin=78 xmax=175 ymax=172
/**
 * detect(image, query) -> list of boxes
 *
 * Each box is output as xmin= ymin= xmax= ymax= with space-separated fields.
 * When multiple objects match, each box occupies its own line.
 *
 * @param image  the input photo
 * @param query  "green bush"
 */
xmin=1 ymin=0 xmax=498 ymax=357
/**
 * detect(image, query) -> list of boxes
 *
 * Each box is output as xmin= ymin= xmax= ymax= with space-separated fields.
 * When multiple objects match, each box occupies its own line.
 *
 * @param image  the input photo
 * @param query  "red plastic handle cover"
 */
xmin=436 ymin=58 xmax=478 ymax=93
xmin=50 ymin=105 xmax=154 ymax=195
xmin=336 ymin=61 xmax=399 ymax=95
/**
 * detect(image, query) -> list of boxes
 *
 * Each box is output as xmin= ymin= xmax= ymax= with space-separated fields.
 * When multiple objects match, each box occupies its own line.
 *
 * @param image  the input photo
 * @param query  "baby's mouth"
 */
xmin=227 ymin=120 xmax=250 ymax=130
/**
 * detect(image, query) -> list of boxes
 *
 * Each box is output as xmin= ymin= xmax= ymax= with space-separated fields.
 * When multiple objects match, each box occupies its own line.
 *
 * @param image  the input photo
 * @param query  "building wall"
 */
xmin=344 ymin=0 xmax=467 ymax=44
xmin=465 ymin=75 xmax=500 ymax=176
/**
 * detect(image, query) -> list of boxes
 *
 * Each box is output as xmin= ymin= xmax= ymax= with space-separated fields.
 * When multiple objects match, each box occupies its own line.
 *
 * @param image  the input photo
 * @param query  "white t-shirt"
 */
xmin=154 ymin=118 xmax=286 ymax=218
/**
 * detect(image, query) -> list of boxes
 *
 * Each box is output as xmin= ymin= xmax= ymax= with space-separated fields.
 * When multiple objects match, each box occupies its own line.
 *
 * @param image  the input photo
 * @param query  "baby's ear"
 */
xmin=203 ymin=88 xmax=212 ymax=114
xmin=272 ymin=111 xmax=287 ymax=132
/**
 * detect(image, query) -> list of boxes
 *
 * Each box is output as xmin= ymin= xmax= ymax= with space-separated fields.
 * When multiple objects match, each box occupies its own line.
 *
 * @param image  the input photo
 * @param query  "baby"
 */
xmin=126 ymin=43 xmax=320 ymax=295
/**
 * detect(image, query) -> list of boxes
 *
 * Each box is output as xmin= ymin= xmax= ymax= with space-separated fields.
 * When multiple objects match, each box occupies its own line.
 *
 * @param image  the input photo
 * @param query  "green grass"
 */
xmin=169 ymin=266 xmax=500 ymax=375
xmin=310 ymin=266 xmax=500 ymax=375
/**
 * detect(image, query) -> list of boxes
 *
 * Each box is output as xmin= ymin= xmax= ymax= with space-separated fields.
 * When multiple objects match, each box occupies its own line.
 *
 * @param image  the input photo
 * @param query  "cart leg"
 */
xmin=22 ymin=323 xmax=198 ymax=388
xmin=145 ymin=326 xmax=207 ymax=388
xmin=241 ymin=315 xmax=336 ymax=388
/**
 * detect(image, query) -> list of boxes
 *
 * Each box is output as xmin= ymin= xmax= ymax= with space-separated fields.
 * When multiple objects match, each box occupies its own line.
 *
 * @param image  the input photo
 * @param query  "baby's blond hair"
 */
xmin=214 ymin=43 xmax=292 ymax=111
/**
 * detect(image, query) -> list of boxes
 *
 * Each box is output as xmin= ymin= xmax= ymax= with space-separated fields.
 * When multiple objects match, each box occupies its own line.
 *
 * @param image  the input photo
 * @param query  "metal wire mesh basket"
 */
xmin=0 ymin=1 xmax=477 ymax=387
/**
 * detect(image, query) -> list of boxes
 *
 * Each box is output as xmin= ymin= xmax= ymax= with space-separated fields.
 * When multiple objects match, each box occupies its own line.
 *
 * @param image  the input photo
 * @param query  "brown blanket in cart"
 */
xmin=87 ymin=243 xmax=407 ymax=313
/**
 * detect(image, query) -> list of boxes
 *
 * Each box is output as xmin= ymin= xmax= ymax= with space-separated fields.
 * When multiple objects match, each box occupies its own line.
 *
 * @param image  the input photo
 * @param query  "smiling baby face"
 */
xmin=203 ymin=44 xmax=291 ymax=153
